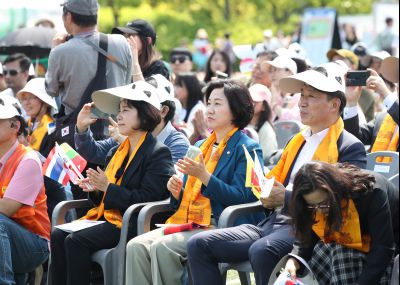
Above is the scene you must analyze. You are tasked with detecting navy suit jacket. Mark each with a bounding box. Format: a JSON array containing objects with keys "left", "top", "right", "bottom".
[
  {"left": 171, "top": 130, "right": 265, "bottom": 226},
  {"left": 263, "top": 127, "right": 367, "bottom": 225}
]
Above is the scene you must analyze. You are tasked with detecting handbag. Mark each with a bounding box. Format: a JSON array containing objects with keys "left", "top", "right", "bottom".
[
  {"left": 52, "top": 33, "right": 109, "bottom": 147},
  {"left": 268, "top": 253, "right": 319, "bottom": 285}
]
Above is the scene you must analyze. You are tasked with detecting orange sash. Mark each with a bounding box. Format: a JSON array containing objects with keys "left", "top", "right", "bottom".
[
  {"left": 268, "top": 118, "right": 343, "bottom": 183},
  {"left": 28, "top": 114, "right": 54, "bottom": 151},
  {"left": 0, "top": 144, "right": 50, "bottom": 239},
  {"left": 312, "top": 199, "right": 370, "bottom": 253},
  {"left": 166, "top": 128, "right": 239, "bottom": 226},
  {"left": 371, "top": 114, "right": 399, "bottom": 162},
  {"left": 81, "top": 132, "right": 147, "bottom": 228}
]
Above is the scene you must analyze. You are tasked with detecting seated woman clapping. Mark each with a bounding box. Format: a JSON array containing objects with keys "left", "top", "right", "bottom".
[
  {"left": 125, "top": 79, "right": 264, "bottom": 285},
  {"left": 285, "top": 161, "right": 398, "bottom": 285},
  {"left": 49, "top": 81, "right": 174, "bottom": 285}
]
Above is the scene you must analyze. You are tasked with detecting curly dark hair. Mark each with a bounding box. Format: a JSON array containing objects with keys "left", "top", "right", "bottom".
[
  {"left": 290, "top": 161, "right": 375, "bottom": 243},
  {"left": 205, "top": 79, "right": 254, "bottom": 129}
]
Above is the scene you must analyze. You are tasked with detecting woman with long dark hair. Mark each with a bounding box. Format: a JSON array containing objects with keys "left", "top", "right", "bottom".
[
  {"left": 285, "top": 161, "right": 398, "bottom": 285},
  {"left": 112, "top": 19, "right": 169, "bottom": 81},
  {"left": 174, "top": 72, "right": 206, "bottom": 134},
  {"left": 203, "top": 49, "right": 231, "bottom": 83}
]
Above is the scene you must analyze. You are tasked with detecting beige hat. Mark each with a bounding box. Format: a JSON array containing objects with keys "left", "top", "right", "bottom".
[
  {"left": 379, "top": 56, "right": 399, "bottom": 83},
  {"left": 17, "top": 78, "right": 58, "bottom": 110},
  {"left": 92, "top": 81, "right": 161, "bottom": 115}
]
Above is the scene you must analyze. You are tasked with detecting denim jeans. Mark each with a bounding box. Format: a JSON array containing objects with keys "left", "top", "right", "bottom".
[{"left": 0, "top": 214, "right": 49, "bottom": 285}]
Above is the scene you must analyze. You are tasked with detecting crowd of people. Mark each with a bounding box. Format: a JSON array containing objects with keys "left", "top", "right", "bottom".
[{"left": 0, "top": 0, "right": 399, "bottom": 285}]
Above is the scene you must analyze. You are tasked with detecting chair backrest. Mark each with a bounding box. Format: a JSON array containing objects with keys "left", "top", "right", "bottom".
[
  {"left": 389, "top": 174, "right": 399, "bottom": 189},
  {"left": 366, "top": 151, "right": 399, "bottom": 179},
  {"left": 273, "top": 120, "right": 302, "bottom": 149}
]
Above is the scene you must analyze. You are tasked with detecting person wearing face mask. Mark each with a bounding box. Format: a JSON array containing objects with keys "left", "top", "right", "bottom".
[
  {"left": 112, "top": 19, "right": 169, "bottom": 81},
  {"left": 285, "top": 161, "right": 398, "bottom": 285},
  {"left": 49, "top": 81, "right": 174, "bottom": 285}
]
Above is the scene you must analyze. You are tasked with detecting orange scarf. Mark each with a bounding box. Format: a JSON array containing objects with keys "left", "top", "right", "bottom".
[
  {"left": 28, "top": 114, "right": 54, "bottom": 151},
  {"left": 371, "top": 114, "right": 399, "bottom": 162},
  {"left": 166, "top": 128, "right": 239, "bottom": 226},
  {"left": 0, "top": 144, "right": 50, "bottom": 239},
  {"left": 312, "top": 199, "right": 370, "bottom": 253},
  {"left": 268, "top": 118, "right": 343, "bottom": 183},
  {"left": 81, "top": 132, "right": 147, "bottom": 228}
]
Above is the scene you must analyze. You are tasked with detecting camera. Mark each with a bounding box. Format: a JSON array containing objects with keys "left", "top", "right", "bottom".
[{"left": 345, "top": 71, "right": 370, "bottom": 87}]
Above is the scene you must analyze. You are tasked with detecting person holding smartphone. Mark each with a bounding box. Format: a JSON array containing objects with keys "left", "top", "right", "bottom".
[
  {"left": 343, "top": 56, "right": 399, "bottom": 153},
  {"left": 125, "top": 79, "right": 264, "bottom": 285}
]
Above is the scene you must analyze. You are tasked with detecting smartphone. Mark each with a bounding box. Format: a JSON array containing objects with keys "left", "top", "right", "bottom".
[
  {"left": 185, "top": 145, "right": 202, "bottom": 160},
  {"left": 345, "top": 71, "right": 371, "bottom": 87},
  {"left": 216, "top": 70, "right": 229, "bottom": 79},
  {"left": 90, "top": 106, "right": 109, "bottom": 120}
]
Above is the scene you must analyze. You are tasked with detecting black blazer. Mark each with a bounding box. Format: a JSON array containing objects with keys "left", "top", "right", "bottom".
[
  {"left": 292, "top": 171, "right": 398, "bottom": 285},
  {"left": 89, "top": 133, "right": 174, "bottom": 216},
  {"left": 344, "top": 99, "right": 399, "bottom": 151}
]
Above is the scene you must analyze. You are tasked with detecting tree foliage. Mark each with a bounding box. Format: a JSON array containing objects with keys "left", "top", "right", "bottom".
[{"left": 98, "top": 0, "right": 374, "bottom": 57}]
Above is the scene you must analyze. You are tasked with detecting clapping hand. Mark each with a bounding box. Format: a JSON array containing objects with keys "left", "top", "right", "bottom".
[
  {"left": 85, "top": 167, "right": 110, "bottom": 192},
  {"left": 176, "top": 155, "right": 211, "bottom": 186}
]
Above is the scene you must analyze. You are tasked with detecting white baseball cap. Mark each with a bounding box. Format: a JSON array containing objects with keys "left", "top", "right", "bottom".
[
  {"left": 288, "top": 43, "right": 307, "bottom": 61},
  {"left": 267, "top": 56, "right": 297, "bottom": 75},
  {"left": 145, "top": 74, "right": 174, "bottom": 103},
  {"left": 17, "top": 78, "right": 58, "bottom": 110},
  {"left": 0, "top": 97, "right": 21, "bottom": 119},
  {"left": 379, "top": 56, "right": 399, "bottom": 83},
  {"left": 0, "top": 62, "right": 3, "bottom": 75},
  {"left": 92, "top": 81, "right": 161, "bottom": 115},
  {"left": 279, "top": 61, "right": 346, "bottom": 94}
]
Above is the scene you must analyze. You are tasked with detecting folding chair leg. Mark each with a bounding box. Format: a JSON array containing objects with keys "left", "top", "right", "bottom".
[
  {"left": 221, "top": 271, "right": 227, "bottom": 284},
  {"left": 238, "top": 271, "right": 251, "bottom": 285}
]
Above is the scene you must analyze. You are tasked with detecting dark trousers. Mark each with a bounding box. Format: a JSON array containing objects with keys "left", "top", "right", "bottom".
[
  {"left": 50, "top": 222, "right": 122, "bottom": 285},
  {"left": 187, "top": 222, "right": 295, "bottom": 285}
]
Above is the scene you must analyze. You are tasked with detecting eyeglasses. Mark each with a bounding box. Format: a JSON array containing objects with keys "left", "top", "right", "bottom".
[
  {"left": 3, "top": 69, "right": 21, "bottom": 76},
  {"left": 170, "top": 55, "right": 189, "bottom": 64},
  {"left": 307, "top": 201, "right": 330, "bottom": 210}
]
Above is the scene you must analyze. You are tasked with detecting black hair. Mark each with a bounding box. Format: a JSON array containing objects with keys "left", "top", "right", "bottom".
[
  {"left": 174, "top": 73, "right": 204, "bottom": 122},
  {"left": 205, "top": 79, "right": 254, "bottom": 129},
  {"left": 256, "top": 51, "right": 278, "bottom": 61},
  {"left": 255, "top": 100, "right": 273, "bottom": 132},
  {"left": 290, "top": 162, "right": 375, "bottom": 243},
  {"left": 63, "top": 7, "right": 97, "bottom": 27},
  {"left": 122, "top": 99, "right": 161, "bottom": 132},
  {"left": 291, "top": 58, "right": 308, "bottom": 73},
  {"left": 137, "top": 34, "right": 157, "bottom": 72},
  {"left": 4, "top": 53, "right": 31, "bottom": 72},
  {"left": 161, "top": 100, "right": 176, "bottom": 123},
  {"left": 204, "top": 49, "right": 232, "bottom": 83}
]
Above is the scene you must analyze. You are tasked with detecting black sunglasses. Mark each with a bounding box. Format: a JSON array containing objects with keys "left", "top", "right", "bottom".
[
  {"left": 170, "top": 55, "right": 189, "bottom": 64},
  {"left": 3, "top": 69, "right": 21, "bottom": 76}
]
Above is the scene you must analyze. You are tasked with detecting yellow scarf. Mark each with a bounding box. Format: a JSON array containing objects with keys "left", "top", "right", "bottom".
[
  {"left": 371, "top": 114, "right": 399, "bottom": 162},
  {"left": 166, "top": 128, "right": 239, "bottom": 226},
  {"left": 81, "top": 132, "right": 147, "bottom": 228},
  {"left": 312, "top": 199, "right": 370, "bottom": 253},
  {"left": 28, "top": 114, "right": 54, "bottom": 151},
  {"left": 268, "top": 118, "right": 343, "bottom": 183}
]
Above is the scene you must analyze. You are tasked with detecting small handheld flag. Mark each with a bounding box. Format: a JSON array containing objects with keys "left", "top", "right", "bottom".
[
  {"left": 43, "top": 143, "right": 87, "bottom": 186},
  {"left": 243, "top": 145, "right": 274, "bottom": 199}
]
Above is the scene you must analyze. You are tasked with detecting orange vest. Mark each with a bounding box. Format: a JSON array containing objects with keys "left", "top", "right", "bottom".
[{"left": 0, "top": 144, "right": 50, "bottom": 240}]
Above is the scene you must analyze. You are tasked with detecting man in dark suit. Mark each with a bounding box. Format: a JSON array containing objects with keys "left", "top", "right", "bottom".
[
  {"left": 187, "top": 61, "right": 367, "bottom": 285},
  {"left": 344, "top": 57, "right": 399, "bottom": 152}
]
